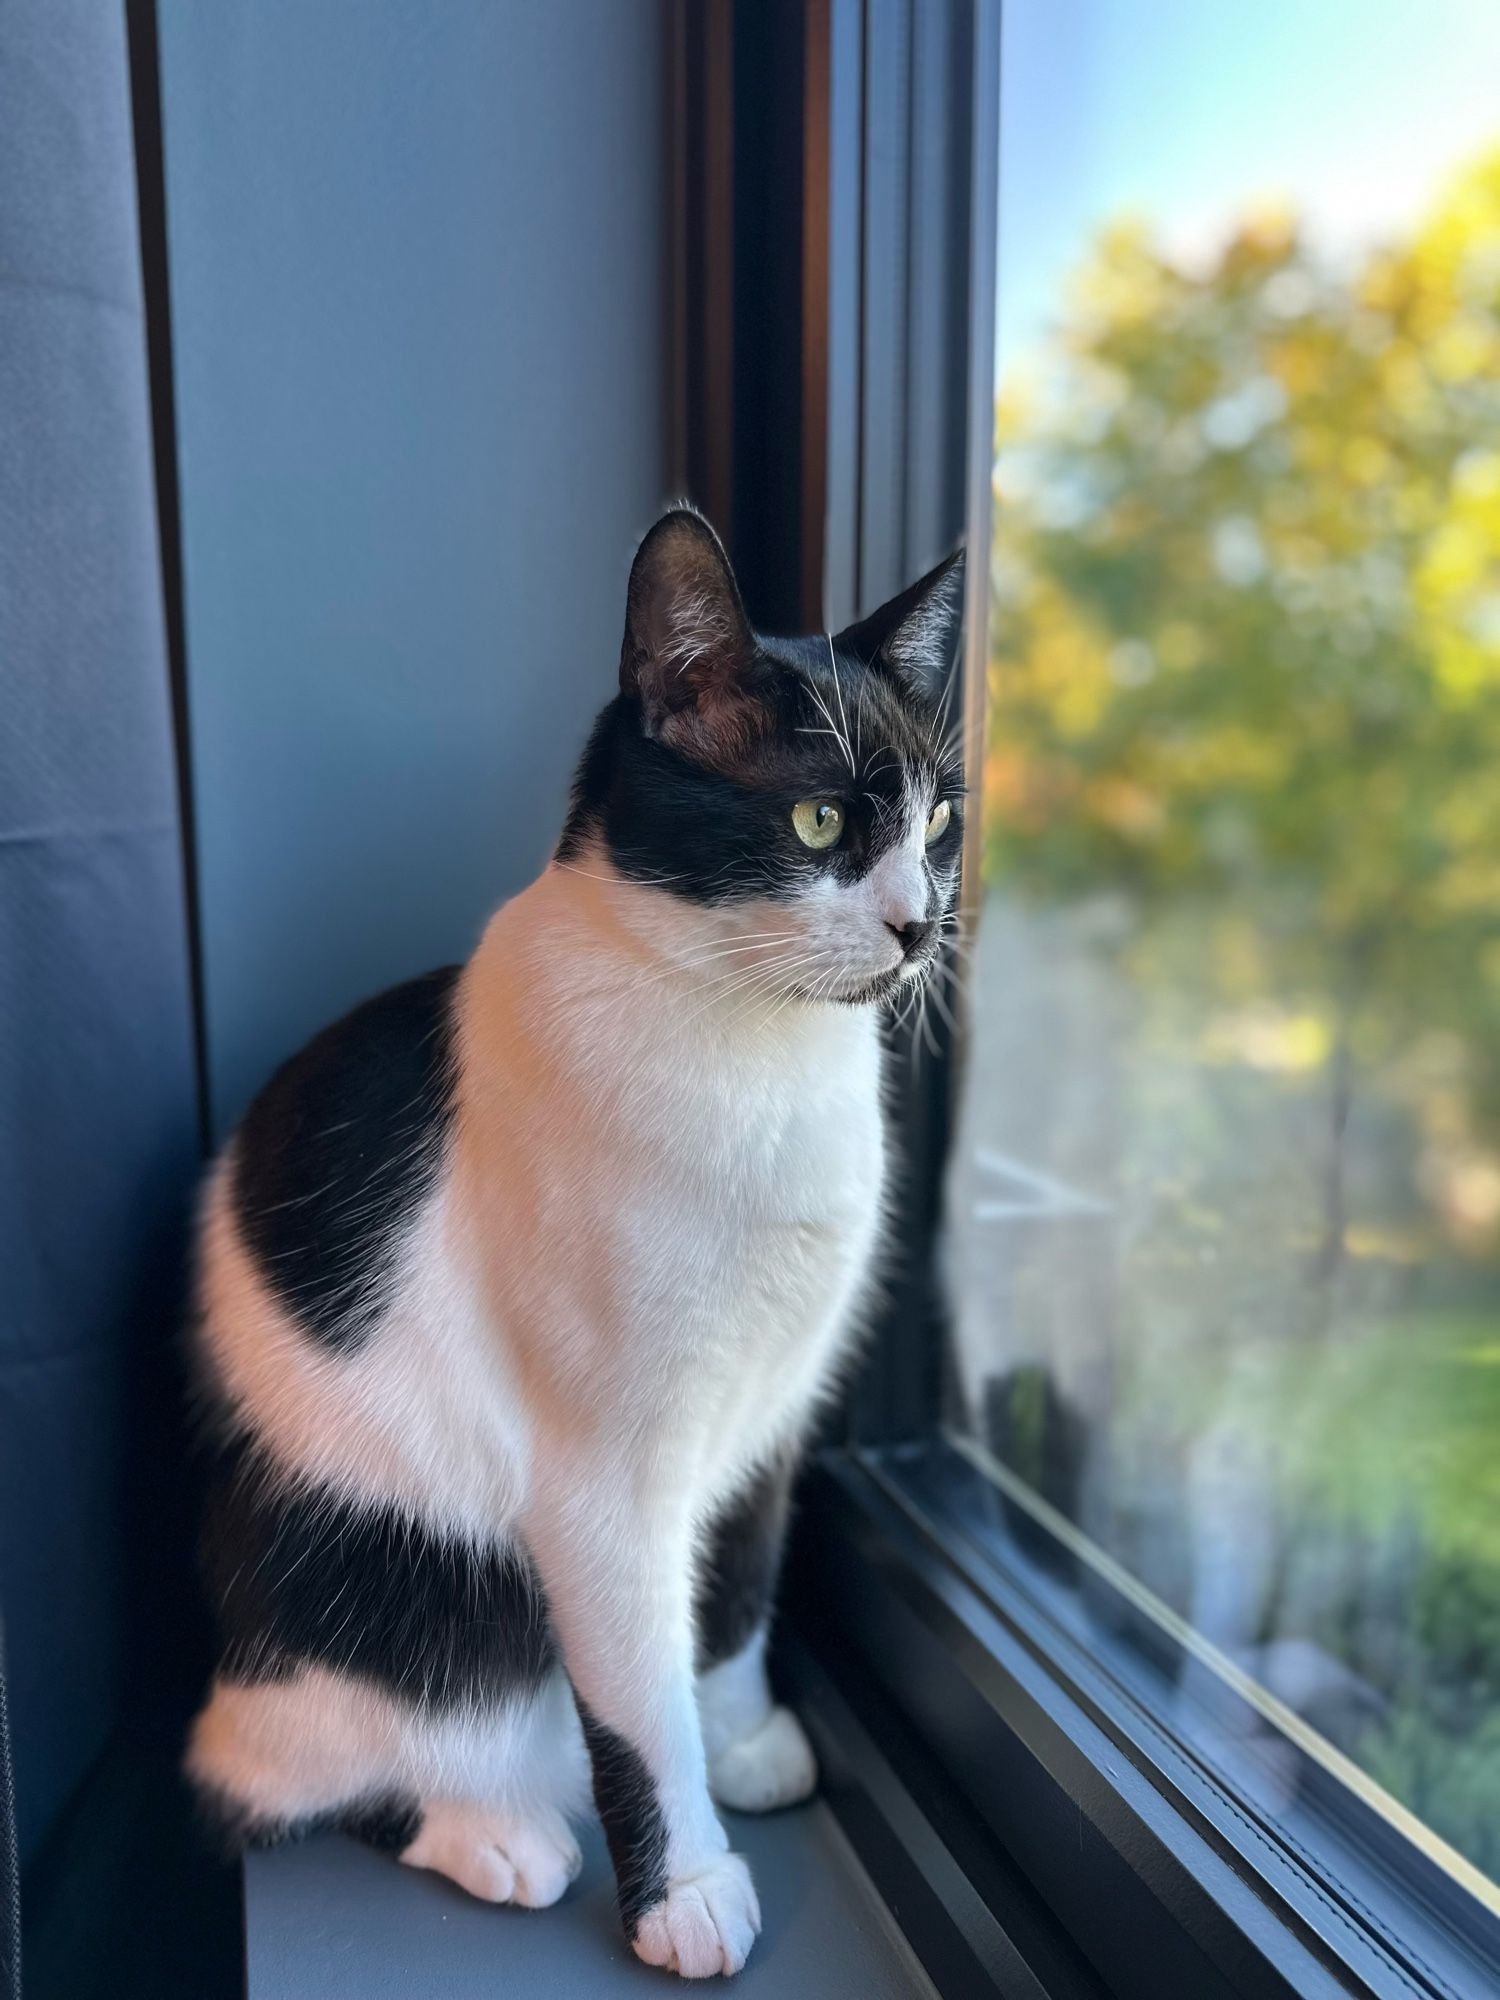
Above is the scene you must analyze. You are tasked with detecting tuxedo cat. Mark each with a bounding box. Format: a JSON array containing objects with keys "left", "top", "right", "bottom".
[{"left": 186, "top": 508, "right": 964, "bottom": 1978}]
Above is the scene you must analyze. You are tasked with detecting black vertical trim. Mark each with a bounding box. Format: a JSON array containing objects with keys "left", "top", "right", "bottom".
[
  {"left": 853, "top": 0, "right": 870, "bottom": 620},
  {"left": 799, "top": 0, "right": 832, "bottom": 632},
  {"left": 670, "top": 0, "right": 832, "bottom": 631},
  {"left": 730, "top": 0, "right": 811, "bottom": 631},
  {"left": 0, "top": 1628, "right": 19, "bottom": 2000},
  {"left": 822, "top": 0, "right": 864, "bottom": 631},
  {"left": 664, "top": 0, "right": 736, "bottom": 544},
  {"left": 124, "top": 0, "right": 211, "bottom": 1155}
]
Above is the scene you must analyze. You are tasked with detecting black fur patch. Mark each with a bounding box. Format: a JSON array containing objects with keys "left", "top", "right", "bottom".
[
  {"left": 338, "top": 1792, "right": 426, "bottom": 1854},
  {"left": 559, "top": 656, "right": 964, "bottom": 913},
  {"left": 558, "top": 522, "right": 966, "bottom": 923},
  {"left": 695, "top": 1454, "right": 797, "bottom": 1670},
  {"left": 231, "top": 965, "right": 462, "bottom": 1352},
  {"left": 201, "top": 1433, "right": 555, "bottom": 1709},
  {"left": 199, "top": 1781, "right": 422, "bottom": 1857},
  {"left": 576, "top": 1700, "right": 670, "bottom": 1937}
]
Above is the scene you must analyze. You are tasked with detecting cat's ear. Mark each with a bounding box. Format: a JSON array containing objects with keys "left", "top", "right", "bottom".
[
  {"left": 834, "top": 547, "right": 965, "bottom": 699},
  {"left": 620, "top": 507, "right": 766, "bottom": 765}
]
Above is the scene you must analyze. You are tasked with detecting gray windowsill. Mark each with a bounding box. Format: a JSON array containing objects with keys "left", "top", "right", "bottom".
[{"left": 245, "top": 1801, "right": 936, "bottom": 1998}]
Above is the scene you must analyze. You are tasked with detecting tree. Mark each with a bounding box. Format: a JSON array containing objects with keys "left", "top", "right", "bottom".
[{"left": 985, "top": 151, "right": 1500, "bottom": 1283}]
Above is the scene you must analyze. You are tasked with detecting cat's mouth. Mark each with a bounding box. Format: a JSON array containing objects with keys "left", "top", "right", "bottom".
[{"left": 820, "top": 956, "right": 935, "bottom": 1008}]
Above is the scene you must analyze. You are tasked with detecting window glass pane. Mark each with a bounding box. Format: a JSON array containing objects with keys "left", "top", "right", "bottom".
[{"left": 950, "top": 0, "right": 1500, "bottom": 1907}]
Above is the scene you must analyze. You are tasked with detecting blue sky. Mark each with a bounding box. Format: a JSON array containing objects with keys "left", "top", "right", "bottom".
[{"left": 998, "top": 0, "right": 1500, "bottom": 376}]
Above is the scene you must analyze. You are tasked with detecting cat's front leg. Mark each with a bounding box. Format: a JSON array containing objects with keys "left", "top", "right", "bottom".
[{"left": 525, "top": 1467, "right": 761, "bottom": 1979}]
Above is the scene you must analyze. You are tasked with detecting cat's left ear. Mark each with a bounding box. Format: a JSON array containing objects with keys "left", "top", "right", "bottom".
[
  {"left": 835, "top": 547, "right": 966, "bottom": 699},
  {"left": 619, "top": 507, "right": 767, "bottom": 767}
]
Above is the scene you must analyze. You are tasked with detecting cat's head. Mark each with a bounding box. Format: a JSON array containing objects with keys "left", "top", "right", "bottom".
[{"left": 560, "top": 507, "right": 965, "bottom": 1008}]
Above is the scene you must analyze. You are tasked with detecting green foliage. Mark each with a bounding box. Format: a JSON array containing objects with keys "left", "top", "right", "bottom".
[
  {"left": 1360, "top": 1707, "right": 1500, "bottom": 1883},
  {"left": 1354, "top": 1539, "right": 1500, "bottom": 1881},
  {"left": 977, "top": 153, "right": 1500, "bottom": 1880},
  {"left": 986, "top": 153, "right": 1500, "bottom": 1125}
]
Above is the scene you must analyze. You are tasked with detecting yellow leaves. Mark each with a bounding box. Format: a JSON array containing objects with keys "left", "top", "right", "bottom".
[
  {"left": 1357, "top": 250, "right": 1410, "bottom": 318},
  {"left": 1343, "top": 436, "right": 1392, "bottom": 487},
  {"left": 1089, "top": 775, "right": 1165, "bottom": 839},
  {"left": 985, "top": 138, "right": 1500, "bottom": 928},
  {"left": 1264, "top": 331, "right": 1326, "bottom": 401},
  {"left": 1430, "top": 313, "right": 1495, "bottom": 382},
  {"left": 1420, "top": 519, "right": 1490, "bottom": 598},
  {"left": 1413, "top": 447, "right": 1500, "bottom": 706},
  {"left": 1456, "top": 450, "right": 1500, "bottom": 507},
  {"left": 1431, "top": 851, "right": 1500, "bottom": 916},
  {"left": 994, "top": 374, "right": 1035, "bottom": 446},
  {"left": 1170, "top": 727, "right": 1288, "bottom": 791},
  {"left": 1069, "top": 217, "right": 1170, "bottom": 332},
  {"left": 1293, "top": 424, "right": 1340, "bottom": 472},
  {"left": 1155, "top": 621, "right": 1203, "bottom": 671},
  {"left": 1377, "top": 344, "right": 1437, "bottom": 426},
  {"left": 1200, "top": 1004, "right": 1331, "bottom": 1073},
  {"left": 1409, "top": 146, "right": 1500, "bottom": 313},
  {"left": 981, "top": 736, "right": 1087, "bottom": 840},
  {"left": 994, "top": 579, "right": 1115, "bottom": 741}
]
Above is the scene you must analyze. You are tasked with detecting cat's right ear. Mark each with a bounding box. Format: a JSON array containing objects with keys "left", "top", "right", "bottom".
[{"left": 620, "top": 508, "right": 766, "bottom": 766}]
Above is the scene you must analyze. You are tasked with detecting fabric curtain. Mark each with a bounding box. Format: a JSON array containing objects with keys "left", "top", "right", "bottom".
[{"left": 0, "top": 0, "right": 199, "bottom": 1865}]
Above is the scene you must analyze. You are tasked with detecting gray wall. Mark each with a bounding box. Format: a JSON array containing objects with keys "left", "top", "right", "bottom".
[
  {"left": 0, "top": 0, "right": 200, "bottom": 1861},
  {"left": 157, "top": 1, "right": 666, "bottom": 1134}
]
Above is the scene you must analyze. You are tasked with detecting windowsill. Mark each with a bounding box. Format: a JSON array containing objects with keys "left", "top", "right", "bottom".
[
  {"left": 786, "top": 1442, "right": 1500, "bottom": 2000},
  {"left": 244, "top": 1800, "right": 937, "bottom": 1999}
]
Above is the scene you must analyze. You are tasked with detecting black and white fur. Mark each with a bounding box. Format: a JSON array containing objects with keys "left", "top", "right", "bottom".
[{"left": 186, "top": 509, "right": 965, "bottom": 1978}]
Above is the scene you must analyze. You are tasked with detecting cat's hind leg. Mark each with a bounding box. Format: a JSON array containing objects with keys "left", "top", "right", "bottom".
[
  {"left": 695, "top": 1456, "right": 817, "bottom": 1814},
  {"left": 187, "top": 1663, "right": 590, "bottom": 1909},
  {"left": 188, "top": 1663, "right": 415, "bottom": 1847},
  {"left": 397, "top": 1669, "right": 589, "bottom": 1909}
]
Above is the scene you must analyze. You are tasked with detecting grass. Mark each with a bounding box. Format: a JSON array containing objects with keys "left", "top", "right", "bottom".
[{"left": 1226, "top": 1310, "right": 1500, "bottom": 1569}]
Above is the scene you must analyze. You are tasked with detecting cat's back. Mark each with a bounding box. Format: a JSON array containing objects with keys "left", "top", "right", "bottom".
[{"left": 224, "top": 963, "right": 466, "bottom": 1355}]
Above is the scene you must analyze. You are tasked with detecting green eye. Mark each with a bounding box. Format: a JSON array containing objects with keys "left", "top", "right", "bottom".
[
  {"left": 792, "top": 799, "right": 845, "bottom": 850},
  {"left": 925, "top": 799, "right": 952, "bottom": 845}
]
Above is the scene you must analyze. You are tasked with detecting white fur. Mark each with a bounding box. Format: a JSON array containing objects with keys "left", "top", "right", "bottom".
[
  {"left": 699, "top": 1632, "right": 817, "bottom": 1812},
  {"left": 401, "top": 1798, "right": 582, "bottom": 1909},
  {"left": 189, "top": 1663, "right": 589, "bottom": 1827},
  {"left": 191, "top": 842, "right": 903, "bottom": 1976},
  {"left": 884, "top": 562, "right": 964, "bottom": 679}
]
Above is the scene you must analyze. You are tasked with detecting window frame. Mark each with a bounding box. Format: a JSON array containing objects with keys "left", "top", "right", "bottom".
[
  {"left": 786, "top": 1443, "right": 1500, "bottom": 2000},
  {"left": 777, "top": 7, "right": 1500, "bottom": 1999}
]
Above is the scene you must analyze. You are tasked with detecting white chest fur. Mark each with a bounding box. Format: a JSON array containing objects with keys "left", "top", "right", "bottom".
[
  {"left": 454, "top": 869, "right": 889, "bottom": 1509},
  {"left": 203, "top": 866, "right": 890, "bottom": 1540}
]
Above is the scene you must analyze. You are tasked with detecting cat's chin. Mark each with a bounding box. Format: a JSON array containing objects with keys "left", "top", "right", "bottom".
[{"left": 816, "top": 962, "right": 930, "bottom": 1008}]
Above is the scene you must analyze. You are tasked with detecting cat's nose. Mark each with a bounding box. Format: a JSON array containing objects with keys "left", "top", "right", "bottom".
[{"left": 886, "top": 918, "right": 937, "bottom": 959}]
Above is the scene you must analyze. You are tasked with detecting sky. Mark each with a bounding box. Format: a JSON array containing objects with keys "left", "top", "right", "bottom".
[{"left": 997, "top": 0, "right": 1500, "bottom": 376}]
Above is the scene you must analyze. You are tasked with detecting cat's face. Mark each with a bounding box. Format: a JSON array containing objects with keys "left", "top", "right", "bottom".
[{"left": 560, "top": 509, "right": 966, "bottom": 1007}]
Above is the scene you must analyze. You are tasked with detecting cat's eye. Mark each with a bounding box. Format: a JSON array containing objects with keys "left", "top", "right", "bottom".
[
  {"left": 925, "top": 799, "right": 952, "bottom": 845},
  {"left": 792, "top": 799, "right": 845, "bottom": 850}
]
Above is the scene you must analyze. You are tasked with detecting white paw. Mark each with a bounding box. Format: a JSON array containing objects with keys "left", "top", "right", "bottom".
[
  {"left": 708, "top": 1706, "right": 817, "bottom": 1813},
  {"left": 400, "top": 1800, "right": 582, "bottom": 1909},
  {"left": 633, "top": 1851, "right": 762, "bottom": 1979}
]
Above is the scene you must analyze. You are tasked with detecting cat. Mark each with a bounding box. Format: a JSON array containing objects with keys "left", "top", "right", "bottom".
[{"left": 184, "top": 506, "right": 965, "bottom": 1979}]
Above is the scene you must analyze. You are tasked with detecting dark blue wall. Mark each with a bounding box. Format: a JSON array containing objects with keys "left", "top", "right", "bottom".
[{"left": 156, "top": 2, "right": 667, "bottom": 1133}]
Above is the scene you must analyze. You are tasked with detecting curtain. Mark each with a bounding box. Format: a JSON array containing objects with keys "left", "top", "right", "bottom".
[{"left": 0, "top": 0, "right": 199, "bottom": 1865}]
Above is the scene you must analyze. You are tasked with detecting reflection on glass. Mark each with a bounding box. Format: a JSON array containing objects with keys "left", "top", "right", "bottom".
[{"left": 949, "top": 0, "right": 1500, "bottom": 1899}]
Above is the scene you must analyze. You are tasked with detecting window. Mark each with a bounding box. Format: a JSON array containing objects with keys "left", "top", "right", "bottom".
[
  {"left": 789, "top": 7, "right": 1500, "bottom": 1998},
  {"left": 945, "top": 0, "right": 1497, "bottom": 1956}
]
